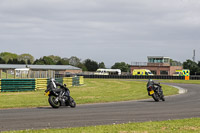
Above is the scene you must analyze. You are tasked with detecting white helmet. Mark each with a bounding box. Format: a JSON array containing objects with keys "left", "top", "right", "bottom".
[{"left": 50, "top": 78, "right": 55, "bottom": 82}]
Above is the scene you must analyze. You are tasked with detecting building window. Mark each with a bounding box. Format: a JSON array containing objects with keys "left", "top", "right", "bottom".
[
  {"left": 148, "top": 58, "right": 154, "bottom": 63},
  {"left": 164, "top": 58, "right": 169, "bottom": 63},
  {"left": 160, "top": 71, "right": 168, "bottom": 75},
  {"left": 151, "top": 71, "right": 157, "bottom": 75}
]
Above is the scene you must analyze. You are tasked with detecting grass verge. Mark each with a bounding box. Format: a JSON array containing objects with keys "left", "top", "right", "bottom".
[
  {"left": 156, "top": 79, "right": 200, "bottom": 84},
  {"left": 3, "top": 118, "right": 200, "bottom": 133},
  {"left": 0, "top": 79, "right": 178, "bottom": 108}
]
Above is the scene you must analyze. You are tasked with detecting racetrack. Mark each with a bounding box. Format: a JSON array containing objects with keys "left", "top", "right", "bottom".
[{"left": 0, "top": 83, "right": 200, "bottom": 131}]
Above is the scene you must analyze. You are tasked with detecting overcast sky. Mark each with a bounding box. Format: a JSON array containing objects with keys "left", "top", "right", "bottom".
[{"left": 0, "top": 0, "right": 200, "bottom": 67}]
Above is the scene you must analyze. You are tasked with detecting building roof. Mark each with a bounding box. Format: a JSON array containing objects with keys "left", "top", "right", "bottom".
[
  {"left": 0, "top": 64, "right": 81, "bottom": 70},
  {"left": 147, "top": 56, "right": 170, "bottom": 59}
]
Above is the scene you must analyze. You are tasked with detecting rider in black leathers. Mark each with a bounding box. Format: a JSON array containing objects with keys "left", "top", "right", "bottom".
[
  {"left": 47, "top": 78, "right": 70, "bottom": 100},
  {"left": 147, "top": 79, "right": 163, "bottom": 96}
]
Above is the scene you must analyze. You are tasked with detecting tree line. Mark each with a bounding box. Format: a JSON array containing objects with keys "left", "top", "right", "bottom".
[
  {"left": 183, "top": 60, "right": 200, "bottom": 75},
  {"left": 0, "top": 52, "right": 129, "bottom": 72},
  {"left": 0, "top": 52, "right": 199, "bottom": 74}
]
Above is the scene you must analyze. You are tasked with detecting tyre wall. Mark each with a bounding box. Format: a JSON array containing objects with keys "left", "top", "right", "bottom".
[{"left": 0, "top": 77, "right": 84, "bottom": 92}]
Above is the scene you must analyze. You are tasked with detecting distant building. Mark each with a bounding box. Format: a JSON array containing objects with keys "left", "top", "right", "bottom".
[
  {"left": 130, "top": 56, "right": 183, "bottom": 75},
  {"left": 0, "top": 64, "right": 82, "bottom": 78}
]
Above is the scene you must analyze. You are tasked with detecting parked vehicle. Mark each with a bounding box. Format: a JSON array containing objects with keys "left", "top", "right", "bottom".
[
  {"left": 94, "top": 69, "right": 121, "bottom": 75},
  {"left": 45, "top": 79, "right": 76, "bottom": 108},
  {"left": 133, "top": 69, "right": 153, "bottom": 76},
  {"left": 173, "top": 69, "right": 190, "bottom": 76},
  {"left": 147, "top": 79, "right": 165, "bottom": 102}
]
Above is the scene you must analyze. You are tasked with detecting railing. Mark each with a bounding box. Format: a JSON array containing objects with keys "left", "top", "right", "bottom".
[
  {"left": 131, "top": 62, "right": 182, "bottom": 66},
  {"left": 60, "top": 74, "right": 200, "bottom": 80}
]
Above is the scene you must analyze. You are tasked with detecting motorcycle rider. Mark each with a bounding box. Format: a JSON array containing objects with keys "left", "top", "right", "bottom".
[
  {"left": 147, "top": 79, "right": 163, "bottom": 96},
  {"left": 47, "top": 78, "right": 70, "bottom": 100}
]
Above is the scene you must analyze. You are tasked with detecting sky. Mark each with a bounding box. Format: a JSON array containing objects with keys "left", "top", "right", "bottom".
[{"left": 0, "top": 0, "right": 200, "bottom": 67}]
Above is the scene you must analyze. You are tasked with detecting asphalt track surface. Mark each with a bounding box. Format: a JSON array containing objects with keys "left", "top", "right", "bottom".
[{"left": 0, "top": 83, "right": 200, "bottom": 131}]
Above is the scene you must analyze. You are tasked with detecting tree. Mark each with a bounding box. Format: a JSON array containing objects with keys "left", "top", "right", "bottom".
[
  {"left": 84, "top": 59, "right": 99, "bottom": 71},
  {"left": 0, "top": 52, "right": 18, "bottom": 63},
  {"left": 98, "top": 62, "right": 106, "bottom": 68},
  {"left": 12, "top": 59, "right": 19, "bottom": 64},
  {"left": 18, "top": 60, "right": 26, "bottom": 64},
  {"left": 18, "top": 54, "right": 34, "bottom": 64},
  {"left": 48, "top": 55, "right": 61, "bottom": 64},
  {"left": 0, "top": 57, "right": 6, "bottom": 64},
  {"left": 198, "top": 61, "right": 200, "bottom": 68},
  {"left": 33, "top": 59, "right": 45, "bottom": 65},
  {"left": 27, "top": 59, "right": 32, "bottom": 64},
  {"left": 42, "top": 56, "right": 55, "bottom": 65},
  {"left": 33, "top": 56, "right": 55, "bottom": 65},
  {"left": 56, "top": 58, "right": 69, "bottom": 65},
  {"left": 111, "top": 62, "right": 129, "bottom": 72},
  {"left": 7, "top": 59, "right": 13, "bottom": 64},
  {"left": 69, "top": 56, "right": 81, "bottom": 67},
  {"left": 77, "top": 63, "right": 87, "bottom": 71},
  {"left": 183, "top": 60, "right": 200, "bottom": 75}
]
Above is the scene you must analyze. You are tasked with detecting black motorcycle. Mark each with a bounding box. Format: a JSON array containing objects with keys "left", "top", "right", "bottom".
[
  {"left": 45, "top": 84, "right": 76, "bottom": 108},
  {"left": 147, "top": 83, "right": 165, "bottom": 102}
]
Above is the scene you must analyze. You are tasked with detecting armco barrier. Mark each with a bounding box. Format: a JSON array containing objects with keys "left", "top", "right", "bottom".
[
  {"left": 1, "top": 79, "right": 35, "bottom": 92},
  {"left": 190, "top": 75, "right": 200, "bottom": 80},
  {"left": 75, "top": 74, "right": 191, "bottom": 80}
]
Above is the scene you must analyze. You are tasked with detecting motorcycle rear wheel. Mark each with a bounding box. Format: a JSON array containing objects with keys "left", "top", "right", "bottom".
[
  {"left": 161, "top": 95, "right": 165, "bottom": 101},
  {"left": 152, "top": 93, "right": 159, "bottom": 102},
  {"left": 48, "top": 95, "right": 60, "bottom": 108}
]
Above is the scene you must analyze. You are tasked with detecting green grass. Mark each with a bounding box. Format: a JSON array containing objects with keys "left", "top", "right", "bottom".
[
  {"left": 3, "top": 118, "right": 200, "bottom": 133},
  {"left": 0, "top": 79, "right": 178, "bottom": 108},
  {"left": 126, "top": 79, "right": 200, "bottom": 84},
  {"left": 156, "top": 79, "right": 200, "bottom": 84}
]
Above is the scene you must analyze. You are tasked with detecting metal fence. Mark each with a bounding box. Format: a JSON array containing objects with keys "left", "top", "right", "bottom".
[
  {"left": 56, "top": 74, "right": 200, "bottom": 80},
  {"left": 0, "top": 69, "right": 56, "bottom": 79}
]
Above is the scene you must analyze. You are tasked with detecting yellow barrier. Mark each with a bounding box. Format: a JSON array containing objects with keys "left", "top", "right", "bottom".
[
  {"left": 63, "top": 77, "right": 73, "bottom": 87},
  {"left": 35, "top": 78, "right": 48, "bottom": 90},
  {"left": 79, "top": 76, "right": 84, "bottom": 85},
  {"left": 35, "top": 76, "right": 84, "bottom": 90}
]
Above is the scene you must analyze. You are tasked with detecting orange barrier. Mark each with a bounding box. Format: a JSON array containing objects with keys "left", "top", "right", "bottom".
[{"left": 185, "top": 76, "right": 190, "bottom": 80}]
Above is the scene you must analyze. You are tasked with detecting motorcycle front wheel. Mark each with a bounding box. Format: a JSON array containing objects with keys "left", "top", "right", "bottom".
[
  {"left": 48, "top": 95, "right": 60, "bottom": 108},
  {"left": 69, "top": 97, "right": 76, "bottom": 108}
]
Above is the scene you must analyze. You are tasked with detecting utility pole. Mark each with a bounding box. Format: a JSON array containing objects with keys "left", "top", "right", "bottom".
[{"left": 192, "top": 49, "right": 196, "bottom": 62}]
